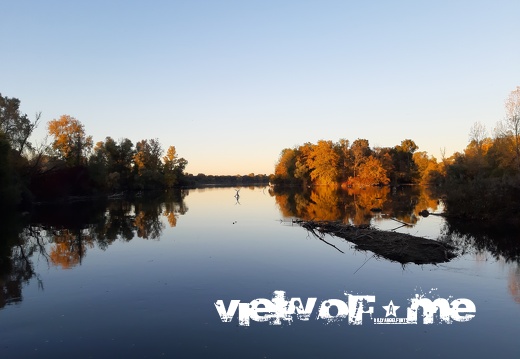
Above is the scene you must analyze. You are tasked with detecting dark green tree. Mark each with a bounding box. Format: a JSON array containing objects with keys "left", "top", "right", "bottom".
[
  {"left": 0, "top": 93, "right": 40, "bottom": 155},
  {"left": 133, "top": 139, "right": 163, "bottom": 189},
  {"left": 350, "top": 139, "right": 371, "bottom": 178},
  {"left": 390, "top": 139, "right": 419, "bottom": 184}
]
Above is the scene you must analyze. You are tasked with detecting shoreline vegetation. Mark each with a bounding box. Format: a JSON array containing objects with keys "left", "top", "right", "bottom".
[
  {"left": 272, "top": 86, "right": 520, "bottom": 226},
  {"left": 2, "top": 86, "right": 520, "bottom": 226},
  {"left": 0, "top": 92, "right": 269, "bottom": 212}
]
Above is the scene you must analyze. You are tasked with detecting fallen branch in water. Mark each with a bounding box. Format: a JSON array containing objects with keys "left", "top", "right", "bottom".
[
  {"left": 390, "top": 217, "right": 413, "bottom": 227},
  {"left": 297, "top": 220, "right": 457, "bottom": 265},
  {"left": 301, "top": 221, "right": 345, "bottom": 254}
]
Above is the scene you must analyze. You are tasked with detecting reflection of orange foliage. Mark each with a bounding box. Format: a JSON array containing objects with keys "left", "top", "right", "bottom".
[
  {"left": 347, "top": 187, "right": 389, "bottom": 211},
  {"left": 294, "top": 193, "right": 311, "bottom": 218},
  {"left": 274, "top": 188, "right": 342, "bottom": 220},
  {"left": 274, "top": 193, "right": 295, "bottom": 218},
  {"left": 163, "top": 211, "right": 177, "bottom": 227},
  {"left": 162, "top": 199, "right": 186, "bottom": 227},
  {"left": 133, "top": 210, "right": 163, "bottom": 239},
  {"left": 413, "top": 186, "right": 440, "bottom": 216},
  {"left": 134, "top": 211, "right": 148, "bottom": 238},
  {"left": 49, "top": 229, "right": 93, "bottom": 269},
  {"left": 347, "top": 187, "right": 389, "bottom": 226},
  {"left": 508, "top": 266, "right": 520, "bottom": 304},
  {"left": 50, "top": 242, "right": 81, "bottom": 269},
  {"left": 305, "top": 187, "right": 341, "bottom": 221},
  {"left": 273, "top": 185, "right": 442, "bottom": 227}
]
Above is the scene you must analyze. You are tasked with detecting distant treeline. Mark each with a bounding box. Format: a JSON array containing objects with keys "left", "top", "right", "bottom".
[
  {"left": 273, "top": 86, "right": 520, "bottom": 224},
  {"left": 185, "top": 173, "right": 270, "bottom": 186}
]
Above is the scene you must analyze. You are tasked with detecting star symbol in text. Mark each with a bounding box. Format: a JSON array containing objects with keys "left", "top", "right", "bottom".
[{"left": 382, "top": 300, "right": 400, "bottom": 317}]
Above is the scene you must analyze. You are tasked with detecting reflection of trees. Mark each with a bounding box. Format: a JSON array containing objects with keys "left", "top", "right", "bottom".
[
  {"left": 305, "top": 186, "right": 342, "bottom": 220},
  {"left": 274, "top": 186, "right": 342, "bottom": 221},
  {"left": 1, "top": 245, "right": 33, "bottom": 307},
  {"left": 50, "top": 242, "right": 81, "bottom": 269},
  {"left": 163, "top": 210, "right": 177, "bottom": 227},
  {"left": 380, "top": 186, "right": 420, "bottom": 224},
  {"left": 134, "top": 202, "right": 163, "bottom": 240},
  {"left": 0, "top": 190, "right": 188, "bottom": 308},
  {"left": 347, "top": 187, "right": 389, "bottom": 225},
  {"left": 275, "top": 185, "right": 520, "bottom": 304},
  {"left": 509, "top": 265, "right": 520, "bottom": 304},
  {"left": 443, "top": 220, "right": 520, "bottom": 305},
  {"left": 162, "top": 189, "right": 189, "bottom": 228},
  {"left": 414, "top": 186, "right": 440, "bottom": 215},
  {"left": 43, "top": 191, "right": 188, "bottom": 263},
  {"left": 94, "top": 201, "right": 135, "bottom": 244},
  {"left": 49, "top": 229, "right": 94, "bottom": 269},
  {"left": 273, "top": 185, "right": 439, "bottom": 226},
  {"left": 1, "top": 220, "right": 47, "bottom": 309},
  {"left": 273, "top": 188, "right": 311, "bottom": 219},
  {"left": 442, "top": 220, "right": 520, "bottom": 263}
]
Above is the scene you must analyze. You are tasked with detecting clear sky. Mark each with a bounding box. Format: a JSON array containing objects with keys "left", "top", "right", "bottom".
[{"left": 2, "top": 0, "right": 520, "bottom": 175}]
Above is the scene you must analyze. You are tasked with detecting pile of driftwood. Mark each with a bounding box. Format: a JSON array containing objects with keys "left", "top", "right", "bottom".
[{"left": 297, "top": 220, "right": 457, "bottom": 265}]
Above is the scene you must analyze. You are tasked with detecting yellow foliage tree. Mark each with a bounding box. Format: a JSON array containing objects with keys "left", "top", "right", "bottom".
[
  {"left": 274, "top": 148, "right": 298, "bottom": 180},
  {"left": 163, "top": 145, "right": 178, "bottom": 188},
  {"left": 413, "top": 151, "right": 442, "bottom": 184},
  {"left": 356, "top": 156, "right": 389, "bottom": 186},
  {"left": 307, "top": 140, "right": 339, "bottom": 185},
  {"left": 47, "top": 115, "right": 93, "bottom": 166}
]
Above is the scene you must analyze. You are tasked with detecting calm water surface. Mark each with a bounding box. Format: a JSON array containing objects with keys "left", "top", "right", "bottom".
[{"left": 1, "top": 186, "right": 519, "bottom": 358}]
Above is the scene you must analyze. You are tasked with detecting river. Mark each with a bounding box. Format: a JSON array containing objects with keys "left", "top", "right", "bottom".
[{"left": 1, "top": 186, "right": 519, "bottom": 358}]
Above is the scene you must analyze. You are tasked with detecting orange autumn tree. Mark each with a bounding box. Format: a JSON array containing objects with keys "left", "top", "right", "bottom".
[
  {"left": 274, "top": 148, "right": 298, "bottom": 182},
  {"left": 355, "top": 155, "right": 389, "bottom": 186},
  {"left": 47, "top": 115, "right": 93, "bottom": 166},
  {"left": 307, "top": 140, "right": 340, "bottom": 185},
  {"left": 273, "top": 138, "right": 427, "bottom": 186}
]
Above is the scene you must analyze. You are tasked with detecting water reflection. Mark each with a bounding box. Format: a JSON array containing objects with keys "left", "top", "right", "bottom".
[
  {"left": 3, "top": 186, "right": 520, "bottom": 313},
  {"left": 446, "top": 222, "right": 520, "bottom": 306},
  {"left": 272, "top": 185, "right": 441, "bottom": 225},
  {"left": 0, "top": 189, "right": 188, "bottom": 309},
  {"left": 442, "top": 219, "right": 520, "bottom": 263},
  {"left": 1, "top": 186, "right": 520, "bottom": 357},
  {"left": 0, "top": 215, "right": 43, "bottom": 307},
  {"left": 510, "top": 265, "right": 520, "bottom": 303},
  {"left": 273, "top": 185, "right": 520, "bottom": 306},
  {"left": 272, "top": 186, "right": 520, "bottom": 263}
]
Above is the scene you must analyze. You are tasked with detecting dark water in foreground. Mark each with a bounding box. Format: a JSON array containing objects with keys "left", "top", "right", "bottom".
[{"left": 1, "top": 186, "right": 519, "bottom": 358}]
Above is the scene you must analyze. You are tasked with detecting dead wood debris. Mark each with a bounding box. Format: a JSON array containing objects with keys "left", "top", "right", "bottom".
[{"left": 297, "top": 220, "right": 457, "bottom": 265}]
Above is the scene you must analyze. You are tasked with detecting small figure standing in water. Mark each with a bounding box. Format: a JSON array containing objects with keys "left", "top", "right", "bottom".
[{"left": 234, "top": 189, "right": 241, "bottom": 205}]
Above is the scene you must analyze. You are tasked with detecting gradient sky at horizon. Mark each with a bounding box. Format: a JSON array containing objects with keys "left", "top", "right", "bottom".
[{"left": 2, "top": 0, "right": 520, "bottom": 175}]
